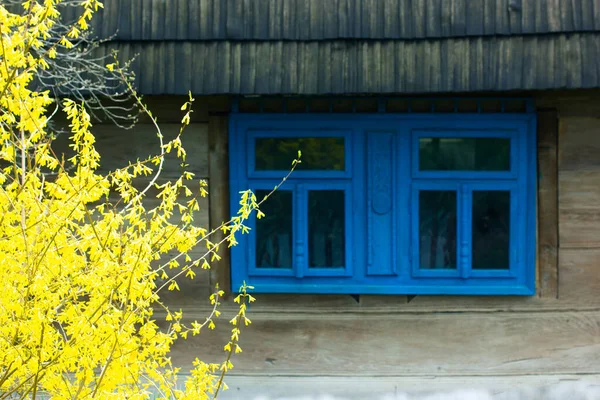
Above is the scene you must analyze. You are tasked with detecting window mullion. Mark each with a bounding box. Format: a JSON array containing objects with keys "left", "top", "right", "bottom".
[
  {"left": 294, "top": 183, "right": 307, "bottom": 278},
  {"left": 459, "top": 184, "right": 472, "bottom": 279}
]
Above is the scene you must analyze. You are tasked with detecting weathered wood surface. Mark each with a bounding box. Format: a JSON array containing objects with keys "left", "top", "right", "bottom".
[
  {"left": 166, "top": 311, "right": 600, "bottom": 375},
  {"left": 559, "top": 248, "right": 600, "bottom": 305},
  {"left": 217, "top": 376, "right": 600, "bottom": 400},
  {"left": 52, "top": 122, "right": 209, "bottom": 178},
  {"left": 157, "top": 291, "right": 599, "bottom": 318},
  {"left": 160, "top": 273, "right": 212, "bottom": 309},
  {"left": 559, "top": 116, "right": 600, "bottom": 172},
  {"left": 558, "top": 116, "right": 600, "bottom": 248},
  {"left": 63, "top": 0, "right": 600, "bottom": 41},
  {"left": 99, "top": 33, "right": 600, "bottom": 95},
  {"left": 559, "top": 177, "right": 600, "bottom": 249},
  {"left": 208, "top": 115, "right": 231, "bottom": 293},
  {"left": 139, "top": 96, "right": 217, "bottom": 123},
  {"left": 536, "top": 91, "right": 600, "bottom": 117},
  {"left": 537, "top": 110, "right": 559, "bottom": 298}
]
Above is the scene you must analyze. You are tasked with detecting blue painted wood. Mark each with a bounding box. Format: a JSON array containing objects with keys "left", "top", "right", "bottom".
[
  {"left": 229, "top": 112, "right": 537, "bottom": 295},
  {"left": 367, "top": 132, "right": 397, "bottom": 276},
  {"left": 295, "top": 184, "right": 304, "bottom": 279},
  {"left": 524, "top": 118, "right": 538, "bottom": 294},
  {"left": 460, "top": 184, "right": 470, "bottom": 279}
]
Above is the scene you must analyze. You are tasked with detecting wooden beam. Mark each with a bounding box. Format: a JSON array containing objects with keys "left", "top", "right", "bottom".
[
  {"left": 166, "top": 311, "right": 600, "bottom": 376},
  {"left": 208, "top": 114, "right": 231, "bottom": 294},
  {"left": 537, "top": 109, "right": 559, "bottom": 298}
]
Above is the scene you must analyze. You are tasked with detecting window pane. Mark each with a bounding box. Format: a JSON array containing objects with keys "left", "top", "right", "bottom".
[
  {"left": 472, "top": 191, "right": 510, "bottom": 270},
  {"left": 255, "top": 137, "right": 344, "bottom": 170},
  {"left": 419, "top": 191, "right": 457, "bottom": 269},
  {"left": 419, "top": 137, "right": 510, "bottom": 171},
  {"left": 256, "top": 190, "right": 292, "bottom": 269},
  {"left": 308, "top": 190, "right": 345, "bottom": 268}
]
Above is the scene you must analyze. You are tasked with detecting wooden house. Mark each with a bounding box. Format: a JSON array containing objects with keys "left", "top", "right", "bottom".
[{"left": 74, "top": 0, "right": 600, "bottom": 397}]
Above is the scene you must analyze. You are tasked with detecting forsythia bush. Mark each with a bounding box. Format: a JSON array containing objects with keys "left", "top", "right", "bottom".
[{"left": 0, "top": 1, "right": 298, "bottom": 399}]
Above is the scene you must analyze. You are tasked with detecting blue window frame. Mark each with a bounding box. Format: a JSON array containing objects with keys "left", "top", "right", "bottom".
[{"left": 229, "top": 114, "right": 537, "bottom": 295}]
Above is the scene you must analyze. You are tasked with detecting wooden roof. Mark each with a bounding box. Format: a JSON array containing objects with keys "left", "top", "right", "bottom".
[
  {"left": 79, "top": 0, "right": 600, "bottom": 94},
  {"left": 81, "top": 0, "right": 600, "bottom": 41},
  {"left": 102, "top": 34, "right": 599, "bottom": 95}
]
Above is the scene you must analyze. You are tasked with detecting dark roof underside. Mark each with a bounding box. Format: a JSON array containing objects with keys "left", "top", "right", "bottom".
[{"left": 105, "top": 33, "right": 600, "bottom": 95}]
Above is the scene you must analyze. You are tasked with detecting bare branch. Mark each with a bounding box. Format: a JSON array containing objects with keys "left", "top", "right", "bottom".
[{"left": 5, "top": 0, "right": 141, "bottom": 130}]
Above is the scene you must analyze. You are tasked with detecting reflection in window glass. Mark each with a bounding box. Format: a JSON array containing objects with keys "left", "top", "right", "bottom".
[
  {"left": 308, "top": 191, "right": 345, "bottom": 268},
  {"left": 419, "top": 137, "right": 510, "bottom": 171},
  {"left": 255, "top": 137, "right": 344, "bottom": 170},
  {"left": 419, "top": 191, "right": 457, "bottom": 269},
  {"left": 255, "top": 190, "right": 292, "bottom": 269},
  {"left": 472, "top": 191, "right": 510, "bottom": 270}
]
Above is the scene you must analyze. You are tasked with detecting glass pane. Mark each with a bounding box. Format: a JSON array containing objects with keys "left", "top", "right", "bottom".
[
  {"left": 419, "top": 137, "right": 510, "bottom": 171},
  {"left": 255, "top": 137, "right": 344, "bottom": 170},
  {"left": 419, "top": 191, "right": 457, "bottom": 270},
  {"left": 472, "top": 191, "right": 510, "bottom": 270},
  {"left": 255, "top": 190, "right": 292, "bottom": 269},
  {"left": 308, "top": 190, "right": 345, "bottom": 268}
]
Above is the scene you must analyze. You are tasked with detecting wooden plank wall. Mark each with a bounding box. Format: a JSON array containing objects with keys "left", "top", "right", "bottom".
[
  {"left": 167, "top": 310, "right": 600, "bottom": 375},
  {"left": 548, "top": 93, "right": 600, "bottom": 310},
  {"left": 52, "top": 92, "right": 600, "bottom": 392},
  {"left": 204, "top": 93, "right": 600, "bottom": 390}
]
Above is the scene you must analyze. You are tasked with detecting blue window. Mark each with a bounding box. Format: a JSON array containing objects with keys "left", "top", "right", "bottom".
[{"left": 229, "top": 114, "right": 537, "bottom": 295}]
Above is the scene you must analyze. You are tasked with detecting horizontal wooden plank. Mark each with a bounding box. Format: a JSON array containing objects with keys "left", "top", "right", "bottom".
[
  {"left": 560, "top": 171, "right": 600, "bottom": 212},
  {"left": 164, "top": 294, "right": 597, "bottom": 316},
  {"left": 559, "top": 209, "right": 600, "bottom": 249},
  {"left": 217, "top": 375, "right": 600, "bottom": 399},
  {"left": 535, "top": 91, "right": 600, "bottom": 117},
  {"left": 52, "top": 122, "right": 209, "bottom": 178},
  {"left": 159, "top": 274, "right": 212, "bottom": 310},
  {"left": 166, "top": 311, "right": 600, "bottom": 376},
  {"left": 102, "top": 123, "right": 208, "bottom": 177},
  {"left": 559, "top": 171, "right": 600, "bottom": 248},
  {"left": 559, "top": 248, "right": 600, "bottom": 305},
  {"left": 559, "top": 116, "right": 600, "bottom": 172}
]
